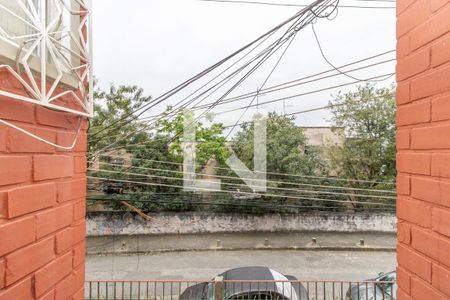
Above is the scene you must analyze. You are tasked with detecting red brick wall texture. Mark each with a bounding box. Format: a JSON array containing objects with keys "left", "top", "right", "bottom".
[
  {"left": 0, "top": 0, "right": 449, "bottom": 299},
  {"left": 396, "top": 0, "right": 450, "bottom": 299},
  {"left": 0, "top": 72, "right": 87, "bottom": 298}
]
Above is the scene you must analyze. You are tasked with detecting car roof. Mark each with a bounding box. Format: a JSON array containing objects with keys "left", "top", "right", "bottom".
[
  {"left": 377, "top": 271, "right": 396, "bottom": 281},
  {"left": 220, "top": 266, "right": 275, "bottom": 281},
  {"left": 219, "top": 267, "right": 299, "bottom": 299}
]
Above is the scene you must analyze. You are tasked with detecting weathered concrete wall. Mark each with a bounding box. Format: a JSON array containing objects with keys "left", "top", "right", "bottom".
[
  {"left": 86, "top": 212, "right": 396, "bottom": 236},
  {"left": 87, "top": 231, "right": 396, "bottom": 254}
]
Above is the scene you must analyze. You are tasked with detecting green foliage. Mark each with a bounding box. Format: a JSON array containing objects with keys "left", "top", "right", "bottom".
[
  {"left": 88, "top": 85, "right": 230, "bottom": 211},
  {"left": 89, "top": 84, "right": 153, "bottom": 152},
  {"left": 229, "top": 112, "right": 329, "bottom": 210},
  {"left": 88, "top": 83, "right": 396, "bottom": 214},
  {"left": 232, "top": 112, "right": 326, "bottom": 178},
  {"left": 328, "top": 83, "right": 396, "bottom": 199},
  {"left": 329, "top": 84, "right": 396, "bottom": 182},
  {"left": 156, "top": 109, "right": 230, "bottom": 167}
]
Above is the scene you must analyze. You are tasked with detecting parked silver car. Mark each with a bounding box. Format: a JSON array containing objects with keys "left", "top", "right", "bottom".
[
  {"left": 180, "top": 266, "right": 309, "bottom": 300},
  {"left": 346, "top": 271, "right": 396, "bottom": 300}
]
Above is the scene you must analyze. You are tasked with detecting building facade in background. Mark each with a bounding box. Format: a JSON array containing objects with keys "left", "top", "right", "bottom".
[{"left": 301, "top": 126, "right": 344, "bottom": 176}]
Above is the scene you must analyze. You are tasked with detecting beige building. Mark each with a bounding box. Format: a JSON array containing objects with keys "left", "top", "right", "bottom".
[
  {"left": 300, "top": 126, "right": 345, "bottom": 176},
  {"left": 301, "top": 126, "right": 344, "bottom": 148},
  {"left": 91, "top": 148, "right": 133, "bottom": 170}
]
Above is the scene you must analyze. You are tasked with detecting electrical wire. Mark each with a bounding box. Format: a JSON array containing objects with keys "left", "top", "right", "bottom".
[
  {"left": 96, "top": 55, "right": 394, "bottom": 146},
  {"left": 132, "top": 50, "right": 394, "bottom": 122},
  {"left": 0, "top": 117, "right": 84, "bottom": 150},
  {"left": 95, "top": 161, "right": 396, "bottom": 194},
  {"left": 88, "top": 27, "right": 279, "bottom": 143},
  {"left": 182, "top": 3, "right": 329, "bottom": 136},
  {"left": 311, "top": 23, "right": 393, "bottom": 82},
  {"left": 88, "top": 168, "right": 396, "bottom": 199},
  {"left": 95, "top": 84, "right": 395, "bottom": 154},
  {"left": 225, "top": 24, "right": 298, "bottom": 138},
  {"left": 219, "top": 104, "right": 343, "bottom": 127},
  {"left": 88, "top": 0, "right": 329, "bottom": 142},
  {"left": 92, "top": 51, "right": 395, "bottom": 150},
  {"left": 87, "top": 176, "right": 396, "bottom": 207},
  {"left": 193, "top": 58, "right": 395, "bottom": 109},
  {"left": 198, "top": 0, "right": 396, "bottom": 9},
  {"left": 86, "top": 0, "right": 396, "bottom": 190},
  {"left": 89, "top": 88, "right": 394, "bottom": 181},
  {"left": 192, "top": 70, "right": 394, "bottom": 114},
  {"left": 88, "top": 168, "right": 396, "bottom": 200},
  {"left": 89, "top": 9, "right": 314, "bottom": 155},
  {"left": 92, "top": 155, "right": 396, "bottom": 185},
  {"left": 93, "top": 69, "right": 395, "bottom": 155},
  {"left": 91, "top": 26, "right": 298, "bottom": 156},
  {"left": 89, "top": 0, "right": 337, "bottom": 156},
  {"left": 220, "top": 93, "right": 391, "bottom": 128},
  {"left": 202, "top": 72, "right": 394, "bottom": 113}
]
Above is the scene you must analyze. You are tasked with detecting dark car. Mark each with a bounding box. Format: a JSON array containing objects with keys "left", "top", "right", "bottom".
[
  {"left": 180, "top": 266, "right": 308, "bottom": 300},
  {"left": 346, "top": 271, "right": 396, "bottom": 300}
]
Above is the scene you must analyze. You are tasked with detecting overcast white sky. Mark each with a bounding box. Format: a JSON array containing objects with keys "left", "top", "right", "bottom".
[{"left": 92, "top": 0, "right": 396, "bottom": 129}]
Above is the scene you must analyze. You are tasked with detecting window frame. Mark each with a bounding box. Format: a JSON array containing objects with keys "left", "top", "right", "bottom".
[{"left": 0, "top": 0, "right": 93, "bottom": 117}]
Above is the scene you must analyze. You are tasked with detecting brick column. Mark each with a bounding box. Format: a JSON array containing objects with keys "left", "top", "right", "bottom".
[
  {"left": 396, "top": 1, "right": 450, "bottom": 299},
  {"left": 0, "top": 90, "right": 87, "bottom": 297}
]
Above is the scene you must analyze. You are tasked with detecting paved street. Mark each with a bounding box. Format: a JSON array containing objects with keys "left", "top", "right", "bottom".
[{"left": 86, "top": 249, "right": 396, "bottom": 281}]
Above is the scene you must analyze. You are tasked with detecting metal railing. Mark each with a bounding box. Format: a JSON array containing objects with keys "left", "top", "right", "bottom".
[{"left": 84, "top": 279, "right": 396, "bottom": 300}]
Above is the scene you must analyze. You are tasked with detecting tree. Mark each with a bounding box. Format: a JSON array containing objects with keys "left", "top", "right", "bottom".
[
  {"left": 328, "top": 83, "right": 396, "bottom": 208},
  {"left": 232, "top": 112, "right": 325, "bottom": 178},
  {"left": 88, "top": 85, "right": 230, "bottom": 212},
  {"left": 89, "top": 84, "right": 152, "bottom": 153},
  {"left": 87, "top": 84, "right": 164, "bottom": 210},
  {"left": 156, "top": 110, "right": 229, "bottom": 168},
  {"left": 229, "top": 112, "right": 328, "bottom": 212}
]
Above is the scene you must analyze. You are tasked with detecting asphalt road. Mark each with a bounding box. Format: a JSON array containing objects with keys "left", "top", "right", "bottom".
[{"left": 86, "top": 249, "right": 396, "bottom": 282}]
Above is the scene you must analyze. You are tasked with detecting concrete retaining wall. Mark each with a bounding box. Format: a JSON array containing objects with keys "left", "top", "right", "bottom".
[{"left": 86, "top": 212, "right": 396, "bottom": 236}]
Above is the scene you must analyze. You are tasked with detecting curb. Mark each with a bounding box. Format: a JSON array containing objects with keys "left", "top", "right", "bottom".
[{"left": 88, "top": 246, "right": 396, "bottom": 256}]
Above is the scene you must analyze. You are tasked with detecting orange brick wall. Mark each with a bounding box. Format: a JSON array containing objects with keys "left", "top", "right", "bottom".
[
  {"left": 0, "top": 76, "right": 87, "bottom": 299},
  {"left": 396, "top": 0, "right": 450, "bottom": 299}
]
